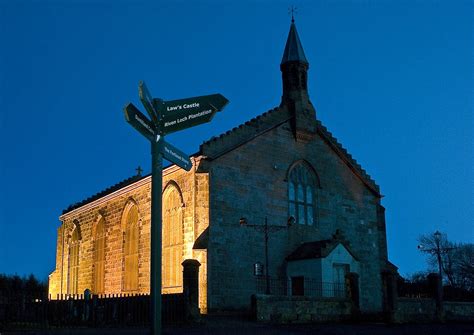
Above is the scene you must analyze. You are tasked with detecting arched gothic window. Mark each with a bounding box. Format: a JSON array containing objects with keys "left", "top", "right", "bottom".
[
  {"left": 123, "top": 204, "right": 139, "bottom": 292},
  {"left": 162, "top": 184, "right": 183, "bottom": 292},
  {"left": 68, "top": 228, "right": 80, "bottom": 294},
  {"left": 288, "top": 162, "right": 317, "bottom": 225},
  {"left": 93, "top": 217, "right": 106, "bottom": 294}
]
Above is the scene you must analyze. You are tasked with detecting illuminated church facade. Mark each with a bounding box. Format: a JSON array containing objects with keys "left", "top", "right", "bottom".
[{"left": 48, "top": 21, "right": 396, "bottom": 313}]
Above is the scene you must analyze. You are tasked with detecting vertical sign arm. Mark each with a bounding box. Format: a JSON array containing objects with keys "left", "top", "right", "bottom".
[{"left": 151, "top": 138, "right": 163, "bottom": 335}]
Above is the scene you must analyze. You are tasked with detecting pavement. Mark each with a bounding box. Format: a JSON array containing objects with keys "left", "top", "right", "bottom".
[{"left": 2, "top": 315, "right": 474, "bottom": 335}]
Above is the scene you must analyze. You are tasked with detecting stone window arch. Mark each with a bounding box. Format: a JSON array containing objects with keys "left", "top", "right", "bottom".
[
  {"left": 122, "top": 201, "right": 140, "bottom": 292},
  {"left": 162, "top": 181, "right": 184, "bottom": 292},
  {"left": 67, "top": 221, "right": 81, "bottom": 295},
  {"left": 92, "top": 216, "right": 106, "bottom": 294},
  {"left": 287, "top": 160, "right": 319, "bottom": 225}
]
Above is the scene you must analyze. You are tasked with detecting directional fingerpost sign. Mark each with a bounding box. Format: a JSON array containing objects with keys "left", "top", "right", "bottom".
[
  {"left": 159, "top": 94, "right": 229, "bottom": 135},
  {"left": 124, "top": 103, "right": 156, "bottom": 142},
  {"left": 162, "top": 141, "right": 192, "bottom": 171},
  {"left": 139, "top": 81, "right": 159, "bottom": 124},
  {"left": 123, "top": 81, "right": 228, "bottom": 335}
]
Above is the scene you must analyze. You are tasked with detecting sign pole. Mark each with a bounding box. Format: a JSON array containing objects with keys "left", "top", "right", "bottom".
[{"left": 150, "top": 137, "right": 163, "bottom": 335}]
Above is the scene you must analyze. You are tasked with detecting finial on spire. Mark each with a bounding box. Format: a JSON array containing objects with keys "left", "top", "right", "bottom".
[
  {"left": 135, "top": 166, "right": 143, "bottom": 176},
  {"left": 288, "top": 6, "right": 297, "bottom": 23},
  {"left": 281, "top": 10, "right": 308, "bottom": 65}
]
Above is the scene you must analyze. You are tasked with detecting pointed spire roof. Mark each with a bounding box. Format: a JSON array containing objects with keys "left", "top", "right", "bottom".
[{"left": 281, "top": 20, "right": 308, "bottom": 65}]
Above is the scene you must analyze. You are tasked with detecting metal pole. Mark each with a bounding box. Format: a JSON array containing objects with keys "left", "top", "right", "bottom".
[
  {"left": 264, "top": 217, "right": 270, "bottom": 295},
  {"left": 150, "top": 138, "right": 163, "bottom": 335},
  {"left": 435, "top": 237, "right": 444, "bottom": 305},
  {"left": 435, "top": 238, "right": 443, "bottom": 280}
]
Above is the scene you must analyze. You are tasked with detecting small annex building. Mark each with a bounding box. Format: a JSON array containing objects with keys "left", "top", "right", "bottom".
[{"left": 48, "top": 20, "right": 397, "bottom": 314}]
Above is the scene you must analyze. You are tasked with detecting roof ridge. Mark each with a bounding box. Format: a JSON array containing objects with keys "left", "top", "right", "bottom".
[
  {"left": 315, "top": 120, "right": 380, "bottom": 194},
  {"left": 201, "top": 108, "right": 278, "bottom": 147},
  {"left": 62, "top": 113, "right": 381, "bottom": 215},
  {"left": 200, "top": 107, "right": 289, "bottom": 158},
  {"left": 62, "top": 174, "right": 147, "bottom": 214}
]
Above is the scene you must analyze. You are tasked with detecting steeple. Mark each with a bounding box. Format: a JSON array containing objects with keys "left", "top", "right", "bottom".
[
  {"left": 281, "top": 21, "right": 308, "bottom": 65},
  {"left": 280, "top": 19, "right": 317, "bottom": 142}
]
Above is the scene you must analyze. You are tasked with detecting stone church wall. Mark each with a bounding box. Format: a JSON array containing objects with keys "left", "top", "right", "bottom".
[
  {"left": 48, "top": 117, "right": 388, "bottom": 314},
  {"left": 207, "top": 118, "right": 386, "bottom": 312},
  {"left": 48, "top": 160, "right": 210, "bottom": 311}
]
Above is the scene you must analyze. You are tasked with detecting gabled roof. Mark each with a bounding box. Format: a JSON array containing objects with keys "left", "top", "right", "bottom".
[
  {"left": 62, "top": 105, "right": 380, "bottom": 215},
  {"left": 316, "top": 120, "right": 380, "bottom": 195},
  {"left": 200, "top": 106, "right": 292, "bottom": 159},
  {"left": 200, "top": 107, "right": 380, "bottom": 196},
  {"left": 62, "top": 174, "right": 147, "bottom": 214},
  {"left": 286, "top": 239, "right": 333, "bottom": 260},
  {"left": 281, "top": 21, "right": 308, "bottom": 65},
  {"left": 62, "top": 107, "right": 290, "bottom": 215},
  {"left": 286, "top": 239, "right": 359, "bottom": 261}
]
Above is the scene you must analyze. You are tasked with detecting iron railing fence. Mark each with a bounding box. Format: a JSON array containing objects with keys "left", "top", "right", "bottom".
[
  {"left": 0, "top": 292, "right": 186, "bottom": 330},
  {"left": 255, "top": 276, "right": 347, "bottom": 299}
]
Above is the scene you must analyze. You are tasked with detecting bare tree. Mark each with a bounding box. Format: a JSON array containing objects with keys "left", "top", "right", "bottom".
[
  {"left": 418, "top": 231, "right": 474, "bottom": 290},
  {"left": 450, "top": 243, "right": 474, "bottom": 290}
]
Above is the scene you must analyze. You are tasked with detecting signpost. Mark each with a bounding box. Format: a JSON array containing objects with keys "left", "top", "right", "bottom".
[
  {"left": 123, "top": 81, "right": 228, "bottom": 335},
  {"left": 162, "top": 141, "right": 193, "bottom": 171},
  {"left": 139, "top": 81, "right": 159, "bottom": 124},
  {"left": 124, "top": 103, "right": 156, "bottom": 141},
  {"left": 157, "top": 94, "right": 228, "bottom": 135}
]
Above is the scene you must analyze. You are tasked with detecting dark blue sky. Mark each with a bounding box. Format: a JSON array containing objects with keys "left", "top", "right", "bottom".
[{"left": 0, "top": 1, "right": 472, "bottom": 281}]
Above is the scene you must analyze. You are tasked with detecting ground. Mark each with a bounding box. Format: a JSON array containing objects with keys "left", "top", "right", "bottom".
[{"left": 3, "top": 316, "right": 473, "bottom": 335}]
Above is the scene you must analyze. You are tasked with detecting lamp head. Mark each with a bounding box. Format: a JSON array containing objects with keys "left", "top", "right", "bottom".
[{"left": 239, "top": 217, "right": 248, "bottom": 226}]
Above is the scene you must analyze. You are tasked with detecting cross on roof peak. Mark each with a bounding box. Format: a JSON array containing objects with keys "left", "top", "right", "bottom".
[
  {"left": 136, "top": 166, "right": 143, "bottom": 176},
  {"left": 288, "top": 5, "right": 297, "bottom": 23}
]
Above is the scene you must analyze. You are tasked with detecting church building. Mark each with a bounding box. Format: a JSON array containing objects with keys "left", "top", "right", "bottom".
[{"left": 48, "top": 20, "right": 396, "bottom": 314}]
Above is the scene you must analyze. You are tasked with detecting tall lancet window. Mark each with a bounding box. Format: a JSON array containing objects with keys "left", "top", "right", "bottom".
[
  {"left": 123, "top": 204, "right": 139, "bottom": 292},
  {"left": 288, "top": 161, "right": 318, "bottom": 225},
  {"left": 93, "top": 217, "right": 106, "bottom": 294},
  {"left": 68, "top": 227, "right": 80, "bottom": 294},
  {"left": 162, "top": 184, "right": 183, "bottom": 292}
]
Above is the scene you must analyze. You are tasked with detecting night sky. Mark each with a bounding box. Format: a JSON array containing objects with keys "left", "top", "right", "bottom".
[{"left": 0, "top": 1, "right": 472, "bottom": 281}]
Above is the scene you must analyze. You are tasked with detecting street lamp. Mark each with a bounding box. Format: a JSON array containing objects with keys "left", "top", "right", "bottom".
[
  {"left": 417, "top": 230, "right": 455, "bottom": 319},
  {"left": 417, "top": 230, "right": 453, "bottom": 281},
  {"left": 240, "top": 216, "right": 291, "bottom": 294},
  {"left": 433, "top": 231, "right": 443, "bottom": 279}
]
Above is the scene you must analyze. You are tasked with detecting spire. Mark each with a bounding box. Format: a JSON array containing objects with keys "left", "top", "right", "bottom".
[
  {"left": 281, "top": 21, "right": 308, "bottom": 65},
  {"left": 280, "top": 19, "right": 317, "bottom": 142}
]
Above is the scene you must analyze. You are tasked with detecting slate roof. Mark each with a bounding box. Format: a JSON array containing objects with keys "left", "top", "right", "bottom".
[
  {"left": 62, "top": 174, "right": 147, "bottom": 214},
  {"left": 286, "top": 240, "right": 333, "bottom": 260},
  {"left": 286, "top": 239, "right": 359, "bottom": 261},
  {"left": 281, "top": 21, "right": 308, "bottom": 65}
]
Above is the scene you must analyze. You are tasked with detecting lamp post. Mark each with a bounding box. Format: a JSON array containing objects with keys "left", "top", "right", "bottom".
[
  {"left": 240, "top": 216, "right": 293, "bottom": 294},
  {"left": 417, "top": 230, "right": 455, "bottom": 312},
  {"left": 434, "top": 231, "right": 443, "bottom": 280},
  {"left": 417, "top": 230, "right": 455, "bottom": 282}
]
